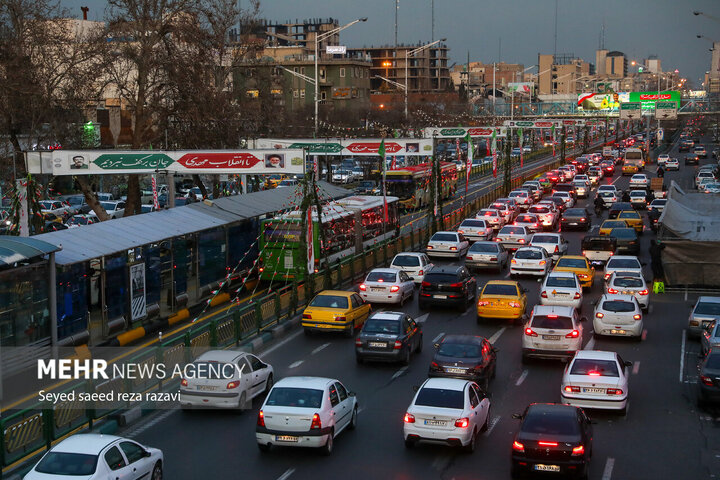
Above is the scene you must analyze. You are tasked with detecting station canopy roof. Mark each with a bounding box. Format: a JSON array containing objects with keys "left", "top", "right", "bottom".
[
  {"left": 0, "top": 236, "right": 61, "bottom": 266},
  {"left": 33, "top": 181, "right": 349, "bottom": 265}
]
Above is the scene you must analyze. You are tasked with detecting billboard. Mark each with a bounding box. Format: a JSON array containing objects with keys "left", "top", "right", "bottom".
[
  {"left": 254, "top": 138, "right": 433, "bottom": 156},
  {"left": 422, "top": 127, "right": 507, "bottom": 138},
  {"left": 578, "top": 91, "right": 680, "bottom": 112},
  {"left": 628, "top": 91, "right": 681, "bottom": 110},
  {"left": 508, "top": 82, "right": 534, "bottom": 95}
]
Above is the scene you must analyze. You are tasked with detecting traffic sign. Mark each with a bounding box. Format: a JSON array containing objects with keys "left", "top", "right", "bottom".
[
  {"left": 655, "top": 102, "right": 677, "bottom": 120},
  {"left": 620, "top": 102, "right": 642, "bottom": 120}
]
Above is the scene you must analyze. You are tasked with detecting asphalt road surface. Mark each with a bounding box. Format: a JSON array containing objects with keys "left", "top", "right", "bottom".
[{"left": 124, "top": 130, "right": 720, "bottom": 480}]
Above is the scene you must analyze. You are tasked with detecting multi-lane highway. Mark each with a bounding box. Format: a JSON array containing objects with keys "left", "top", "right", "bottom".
[{"left": 123, "top": 131, "right": 720, "bottom": 480}]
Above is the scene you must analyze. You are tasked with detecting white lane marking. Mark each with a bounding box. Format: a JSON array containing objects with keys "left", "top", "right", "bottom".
[
  {"left": 259, "top": 329, "right": 303, "bottom": 356},
  {"left": 289, "top": 360, "right": 304, "bottom": 369},
  {"left": 311, "top": 343, "right": 330, "bottom": 355},
  {"left": 515, "top": 369, "right": 529, "bottom": 386},
  {"left": 602, "top": 457, "right": 615, "bottom": 480},
  {"left": 124, "top": 409, "right": 176, "bottom": 438},
  {"left": 641, "top": 329, "right": 648, "bottom": 341},
  {"left": 483, "top": 415, "right": 501, "bottom": 437},
  {"left": 632, "top": 361, "right": 640, "bottom": 375},
  {"left": 277, "top": 468, "right": 295, "bottom": 480},
  {"left": 433, "top": 332, "right": 445, "bottom": 343},
  {"left": 488, "top": 327, "right": 506, "bottom": 345},
  {"left": 432, "top": 454, "right": 451, "bottom": 471},
  {"left": 679, "top": 329, "right": 687, "bottom": 383},
  {"left": 584, "top": 336, "right": 596, "bottom": 351},
  {"left": 504, "top": 271, "right": 511, "bottom": 278},
  {"left": 415, "top": 313, "right": 430, "bottom": 324},
  {"left": 392, "top": 366, "right": 408, "bottom": 380}
]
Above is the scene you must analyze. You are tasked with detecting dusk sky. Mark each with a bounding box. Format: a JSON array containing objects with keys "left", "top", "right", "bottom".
[{"left": 64, "top": 0, "right": 719, "bottom": 87}]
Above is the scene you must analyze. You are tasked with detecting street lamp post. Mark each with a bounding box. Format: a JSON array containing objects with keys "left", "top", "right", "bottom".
[
  {"left": 405, "top": 38, "right": 445, "bottom": 119},
  {"left": 314, "top": 18, "right": 367, "bottom": 137}
]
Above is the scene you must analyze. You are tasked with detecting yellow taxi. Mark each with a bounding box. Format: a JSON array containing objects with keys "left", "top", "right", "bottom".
[
  {"left": 621, "top": 163, "right": 639, "bottom": 175},
  {"left": 598, "top": 219, "right": 629, "bottom": 236},
  {"left": 552, "top": 255, "right": 595, "bottom": 289},
  {"left": 265, "top": 174, "right": 288, "bottom": 189},
  {"left": 302, "top": 290, "right": 371, "bottom": 337},
  {"left": 477, "top": 280, "right": 527, "bottom": 324},
  {"left": 617, "top": 210, "right": 643, "bottom": 234}
]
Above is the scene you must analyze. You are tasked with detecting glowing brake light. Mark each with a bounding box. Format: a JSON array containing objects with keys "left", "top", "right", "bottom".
[
  {"left": 701, "top": 375, "right": 714, "bottom": 386},
  {"left": 564, "top": 386, "right": 580, "bottom": 393},
  {"left": 511, "top": 259, "right": 517, "bottom": 264},
  {"left": 512, "top": 441, "right": 525, "bottom": 452},
  {"left": 478, "top": 300, "right": 490, "bottom": 306},
  {"left": 404, "top": 412, "right": 416, "bottom": 423},
  {"left": 455, "top": 417, "right": 470, "bottom": 428},
  {"left": 421, "top": 281, "right": 431, "bottom": 288},
  {"left": 607, "top": 287, "right": 619, "bottom": 294},
  {"left": 572, "top": 445, "right": 585, "bottom": 456},
  {"left": 565, "top": 329, "right": 580, "bottom": 338},
  {"left": 310, "top": 413, "right": 322, "bottom": 429},
  {"left": 633, "top": 314, "right": 642, "bottom": 320},
  {"left": 450, "top": 246, "right": 457, "bottom": 251},
  {"left": 181, "top": 378, "right": 188, "bottom": 387},
  {"left": 359, "top": 284, "right": 367, "bottom": 291},
  {"left": 538, "top": 441, "right": 558, "bottom": 447},
  {"left": 257, "top": 410, "right": 265, "bottom": 427},
  {"left": 226, "top": 380, "right": 240, "bottom": 389},
  {"left": 639, "top": 289, "right": 649, "bottom": 295},
  {"left": 606, "top": 388, "right": 624, "bottom": 395},
  {"left": 588, "top": 371, "right": 601, "bottom": 376},
  {"left": 524, "top": 327, "right": 538, "bottom": 337},
  {"left": 539, "top": 260, "right": 546, "bottom": 265},
  {"left": 457, "top": 230, "right": 464, "bottom": 234},
  {"left": 390, "top": 285, "right": 400, "bottom": 292}
]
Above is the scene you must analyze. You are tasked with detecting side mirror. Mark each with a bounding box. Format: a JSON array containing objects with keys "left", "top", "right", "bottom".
[
  {"left": 348, "top": 391, "right": 356, "bottom": 397},
  {"left": 641, "top": 262, "right": 647, "bottom": 266},
  {"left": 511, "top": 413, "right": 523, "bottom": 420},
  {"left": 412, "top": 385, "right": 420, "bottom": 392},
  {"left": 433, "top": 343, "right": 440, "bottom": 350},
  {"left": 144, "top": 449, "right": 152, "bottom": 458},
  {"left": 624, "top": 360, "right": 633, "bottom": 368}
]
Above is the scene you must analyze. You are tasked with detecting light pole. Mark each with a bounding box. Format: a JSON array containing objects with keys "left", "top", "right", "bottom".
[
  {"left": 314, "top": 17, "right": 367, "bottom": 136},
  {"left": 405, "top": 38, "right": 446, "bottom": 119}
]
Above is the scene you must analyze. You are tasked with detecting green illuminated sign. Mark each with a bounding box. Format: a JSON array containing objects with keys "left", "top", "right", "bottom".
[
  {"left": 93, "top": 153, "right": 174, "bottom": 170},
  {"left": 288, "top": 143, "right": 343, "bottom": 153}
]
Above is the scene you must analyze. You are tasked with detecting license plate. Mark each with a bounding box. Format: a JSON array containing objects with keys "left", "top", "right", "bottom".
[
  {"left": 368, "top": 342, "right": 387, "bottom": 348},
  {"left": 424, "top": 419, "right": 447, "bottom": 426},
  {"left": 542, "top": 335, "right": 561, "bottom": 340},
  {"left": 196, "top": 385, "right": 217, "bottom": 391},
  {"left": 371, "top": 288, "right": 384, "bottom": 292},
  {"left": 534, "top": 464, "right": 561, "bottom": 472},
  {"left": 445, "top": 368, "right": 466, "bottom": 374},
  {"left": 275, "top": 435, "right": 298, "bottom": 442},
  {"left": 622, "top": 291, "right": 634, "bottom": 295},
  {"left": 582, "top": 387, "right": 605, "bottom": 393},
  {"left": 434, "top": 295, "right": 447, "bottom": 299},
  {"left": 611, "top": 329, "right": 626, "bottom": 334}
]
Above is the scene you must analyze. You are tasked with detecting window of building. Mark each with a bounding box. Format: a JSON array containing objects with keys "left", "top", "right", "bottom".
[
  {"left": 321, "top": 91, "right": 327, "bottom": 100},
  {"left": 293, "top": 67, "right": 299, "bottom": 74},
  {"left": 300, "top": 89, "right": 305, "bottom": 98},
  {"left": 340, "top": 67, "right": 345, "bottom": 78},
  {"left": 293, "top": 90, "right": 298, "bottom": 98},
  {"left": 319, "top": 68, "right": 326, "bottom": 81},
  {"left": 300, "top": 67, "right": 305, "bottom": 75}
]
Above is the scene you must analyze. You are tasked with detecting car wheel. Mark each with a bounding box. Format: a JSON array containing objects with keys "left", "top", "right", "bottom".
[
  {"left": 463, "top": 428, "right": 477, "bottom": 453},
  {"left": 321, "top": 432, "right": 334, "bottom": 455},
  {"left": 264, "top": 374, "right": 274, "bottom": 394},
  {"left": 481, "top": 409, "right": 490, "bottom": 432},
  {"left": 401, "top": 347, "right": 411, "bottom": 366},
  {"left": 619, "top": 402, "right": 628, "bottom": 417},
  {"left": 348, "top": 406, "right": 358, "bottom": 430},
  {"left": 237, "top": 391, "right": 247, "bottom": 412},
  {"left": 345, "top": 323, "right": 355, "bottom": 338},
  {"left": 152, "top": 462, "right": 162, "bottom": 480},
  {"left": 257, "top": 442, "right": 271, "bottom": 452}
]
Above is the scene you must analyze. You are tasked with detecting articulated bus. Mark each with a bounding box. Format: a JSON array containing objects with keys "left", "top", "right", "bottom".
[
  {"left": 384, "top": 162, "right": 458, "bottom": 210},
  {"left": 259, "top": 195, "right": 399, "bottom": 282}
]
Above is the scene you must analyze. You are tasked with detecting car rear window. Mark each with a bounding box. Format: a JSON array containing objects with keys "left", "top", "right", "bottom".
[
  {"left": 556, "top": 258, "right": 587, "bottom": 269},
  {"left": 546, "top": 276, "right": 577, "bottom": 288},
  {"left": 695, "top": 302, "right": 720, "bottom": 316},
  {"left": 582, "top": 238, "right": 615, "bottom": 250},
  {"left": 531, "top": 315, "right": 573, "bottom": 329},
  {"left": 607, "top": 259, "right": 640, "bottom": 269},
  {"left": 532, "top": 235, "right": 558, "bottom": 244},
  {"left": 500, "top": 226, "right": 524, "bottom": 235},
  {"left": 366, "top": 271, "right": 397, "bottom": 282},
  {"left": 415, "top": 388, "right": 464, "bottom": 409},
  {"left": 469, "top": 243, "right": 498, "bottom": 253},
  {"left": 460, "top": 220, "right": 487, "bottom": 228},
  {"left": 610, "top": 229, "right": 636, "bottom": 239},
  {"left": 481, "top": 210, "right": 499, "bottom": 216},
  {"left": 265, "top": 387, "right": 324, "bottom": 408},
  {"left": 392, "top": 255, "right": 420, "bottom": 267},
  {"left": 482, "top": 283, "right": 518, "bottom": 296},
  {"left": 602, "top": 300, "right": 635, "bottom": 312},
  {"left": 619, "top": 212, "right": 639, "bottom": 219},
  {"left": 563, "top": 209, "right": 586, "bottom": 216},
  {"left": 438, "top": 342, "right": 482, "bottom": 358},
  {"left": 431, "top": 233, "right": 457, "bottom": 242},
  {"left": 529, "top": 207, "right": 550, "bottom": 214},
  {"left": 310, "top": 295, "right": 348, "bottom": 309},
  {"left": 570, "top": 359, "right": 619, "bottom": 377},
  {"left": 521, "top": 411, "right": 580, "bottom": 436},
  {"left": 424, "top": 273, "right": 459, "bottom": 283},
  {"left": 613, "top": 277, "right": 643, "bottom": 288},
  {"left": 515, "top": 249, "right": 543, "bottom": 260},
  {"left": 363, "top": 319, "right": 400, "bottom": 334},
  {"left": 35, "top": 452, "right": 98, "bottom": 475}
]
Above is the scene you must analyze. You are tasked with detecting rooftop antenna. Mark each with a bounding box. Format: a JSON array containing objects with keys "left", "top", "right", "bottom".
[{"left": 600, "top": 20, "right": 606, "bottom": 49}]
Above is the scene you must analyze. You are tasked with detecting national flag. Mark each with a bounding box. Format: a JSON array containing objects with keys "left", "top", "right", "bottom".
[
  {"left": 456, "top": 138, "right": 461, "bottom": 161},
  {"left": 433, "top": 157, "right": 438, "bottom": 217},
  {"left": 380, "top": 139, "right": 388, "bottom": 222},
  {"left": 551, "top": 124, "right": 556, "bottom": 156},
  {"left": 491, "top": 129, "right": 497, "bottom": 178},
  {"left": 307, "top": 208, "right": 314, "bottom": 274},
  {"left": 151, "top": 175, "right": 159, "bottom": 209},
  {"left": 464, "top": 132, "right": 472, "bottom": 195},
  {"left": 518, "top": 128, "right": 524, "bottom": 168}
]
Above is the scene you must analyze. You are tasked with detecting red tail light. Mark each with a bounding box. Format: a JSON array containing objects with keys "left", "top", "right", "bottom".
[
  {"left": 524, "top": 327, "right": 538, "bottom": 337},
  {"left": 511, "top": 259, "right": 517, "bottom": 264},
  {"left": 181, "top": 378, "right": 188, "bottom": 387},
  {"left": 607, "top": 287, "right": 619, "bottom": 294},
  {"left": 488, "top": 257, "right": 497, "bottom": 261},
  {"left": 393, "top": 340, "right": 403, "bottom": 350},
  {"left": 572, "top": 445, "right": 585, "bottom": 456},
  {"left": 310, "top": 413, "right": 322, "bottom": 429},
  {"left": 573, "top": 292, "right": 581, "bottom": 299},
  {"left": 538, "top": 441, "right": 558, "bottom": 447},
  {"left": 633, "top": 314, "right": 642, "bottom": 320},
  {"left": 508, "top": 302, "right": 522, "bottom": 308},
  {"left": 541, "top": 291, "right": 548, "bottom": 298},
  {"left": 519, "top": 239, "right": 525, "bottom": 243},
  {"left": 226, "top": 380, "right": 240, "bottom": 389},
  {"left": 554, "top": 245, "right": 559, "bottom": 253},
  {"left": 450, "top": 246, "right": 458, "bottom": 251},
  {"left": 427, "top": 245, "right": 434, "bottom": 249},
  {"left": 701, "top": 375, "right": 714, "bottom": 386},
  {"left": 457, "top": 230, "right": 464, "bottom": 234},
  {"left": 390, "top": 285, "right": 400, "bottom": 292},
  {"left": 478, "top": 300, "right": 490, "bottom": 306},
  {"left": 334, "top": 316, "right": 346, "bottom": 322},
  {"left": 512, "top": 441, "right": 525, "bottom": 452},
  {"left": 604, "top": 273, "right": 611, "bottom": 280},
  {"left": 421, "top": 281, "right": 431, "bottom": 288},
  {"left": 606, "top": 388, "right": 624, "bottom": 395},
  {"left": 303, "top": 313, "right": 312, "bottom": 319},
  {"left": 564, "top": 386, "right": 580, "bottom": 393},
  {"left": 359, "top": 284, "right": 367, "bottom": 291},
  {"left": 449, "top": 282, "right": 463, "bottom": 288},
  {"left": 355, "top": 339, "right": 363, "bottom": 346},
  {"left": 418, "top": 270, "right": 424, "bottom": 276},
  {"left": 455, "top": 417, "right": 470, "bottom": 428},
  {"left": 539, "top": 260, "right": 546, "bottom": 265},
  {"left": 430, "top": 361, "right": 439, "bottom": 369},
  {"left": 257, "top": 410, "right": 265, "bottom": 427},
  {"left": 258, "top": 267, "right": 264, "bottom": 273},
  {"left": 639, "top": 289, "right": 649, "bottom": 295},
  {"left": 566, "top": 329, "right": 580, "bottom": 338},
  {"left": 404, "top": 412, "right": 416, "bottom": 423}
]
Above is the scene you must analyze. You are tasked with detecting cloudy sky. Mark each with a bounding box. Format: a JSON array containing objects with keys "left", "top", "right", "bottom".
[{"left": 65, "top": 0, "right": 719, "bottom": 87}]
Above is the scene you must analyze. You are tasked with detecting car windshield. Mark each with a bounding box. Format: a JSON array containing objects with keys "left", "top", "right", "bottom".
[
  {"left": 521, "top": 411, "right": 580, "bottom": 436},
  {"left": 265, "top": 387, "right": 323, "bottom": 408},
  {"left": 608, "top": 259, "right": 640, "bottom": 269},
  {"left": 603, "top": 221, "right": 626, "bottom": 228},
  {"left": 309, "top": 295, "right": 348, "bottom": 309},
  {"left": 546, "top": 276, "right": 577, "bottom": 288},
  {"left": 100, "top": 201, "right": 116, "bottom": 210},
  {"left": 431, "top": 233, "right": 457, "bottom": 242},
  {"left": 515, "top": 249, "right": 543, "bottom": 260},
  {"left": 602, "top": 300, "right": 635, "bottom": 312},
  {"left": 613, "top": 277, "right": 643, "bottom": 288},
  {"left": 500, "top": 227, "right": 524, "bottom": 235},
  {"left": 695, "top": 302, "right": 720, "bottom": 316},
  {"left": 532, "top": 235, "right": 558, "bottom": 244},
  {"left": 460, "top": 220, "right": 486, "bottom": 228},
  {"left": 469, "top": 243, "right": 499, "bottom": 253},
  {"left": 366, "top": 271, "right": 397, "bottom": 282},
  {"left": 531, "top": 315, "right": 573, "bottom": 329},
  {"left": 415, "top": 388, "right": 464, "bottom": 409},
  {"left": 35, "top": 452, "right": 98, "bottom": 475},
  {"left": 437, "top": 342, "right": 481, "bottom": 358},
  {"left": 482, "top": 284, "right": 518, "bottom": 296},
  {"left": 570, "top": 359, "right": 619, "bottom": 377},
  {"left": 363, "top": 319, "right": 400, "bottom": 334},
  {"left": 67, "top": 196, "right": 83, "bottom": 205},
  {"left": 556, "top": 258, "right": 587, "bottom": 269},
  {"left": 392, "top": 255, "right": 420, "bottom": 267},
  {"left": 599, "top": 192, "right": 615, "bottom": 198}
]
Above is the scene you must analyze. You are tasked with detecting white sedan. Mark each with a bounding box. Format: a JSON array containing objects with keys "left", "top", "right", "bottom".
[
  {"left": 592, "top": 294, "right": 643, "bottom": 339},
  {"left": 665, "top": 158, "right": 680, "bottom": 171},
  {"left": 257, "top": 376, "right": 358, "bottom": 454},
  {"left": 24, "top": 434, "right": 163, "bottom": 480},
  {"left": 457, "top": 218, "right": 494, "bottom": 241},
  {"left": 426, "top": 231, "right": 470, "bottom": 258},
  {"left": 403, "top": 377, "right": 490, "bottom": 452},
  {"left": 510, "top": 246, "right": 551, "bottom": 277},
  {"left": 389, "top": 252, "right": 434, "bottom": 284},
  {"left": 495, "top": 225, "right": 532, "bottom": 251},
  {"left": 560, "top": 350, "right": 631, "bottom": 414},
  {"left": 529, "top": 233, "right": 568, "bottom": 261},
  {"left": 606, "top": 271, "right": 650, "bottom": 312},
  {"left": 540, "top": 271, "right": 583, "bottom": 310},
  {"left": 604, "top": 256, "right": 643, "bottom": 281},
  {"left": 359, "top": 268, "right": 415, "bottom": 305},
  {"left": 179, "top": 350, "right": 274, "bottom": 410},
  {"left": 477, "top": 208, "right": 506, "bottom": 230},
  {"left": 629, "top": 174, "right": 650, "bottom": 189}
]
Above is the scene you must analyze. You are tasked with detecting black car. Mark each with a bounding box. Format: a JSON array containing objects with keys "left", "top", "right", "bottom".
[
  {"left": 608, "top": 227, "right": 640, "bottom": 255},
  {"left": 419, "top": 266, "right": 477, "bottom": 311},
  {"left": 685, "top": 154, "right": 699, "bottom": 165},
  {"left": 698, "top": 349, "right": 720, "bottom": 406},
  {"left": 608, "top": 202, "right": 634, "bottom": 219},
  {"left": 560, "top": 208, "right": 591, "bottom": 231},
  {"left": 428, "top": 334, "right": 497, "bottom": 391},
  {"left": 355, "top": 311, "right": 422, "bottom": 365},
  {"left": 511, "top": 403, "right": 593, "bottom": 479},
  {"left": 354, "top": 180, "right": 378, "bottom": 195},
  {"left": 553, "top": 183, "right": 577, "bottom": 199},
  {"left": 679, "top": 140, "right": 693, "bottom": 152}
]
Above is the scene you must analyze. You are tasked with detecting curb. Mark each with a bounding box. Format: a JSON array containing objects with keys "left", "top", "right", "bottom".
[{"left": 238, "top": 315, "right": 302, "bottom": 353}]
